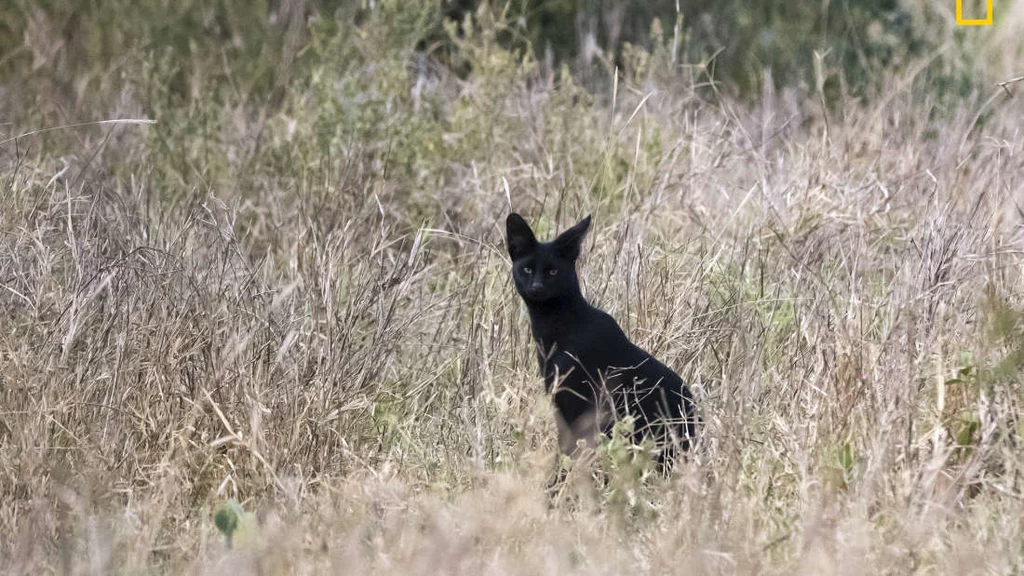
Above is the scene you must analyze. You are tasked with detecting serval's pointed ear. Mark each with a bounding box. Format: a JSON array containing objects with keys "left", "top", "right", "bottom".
[
  {"left": 553, "top": 215, "right": 592, "bottom": 261},
  {"left": 506, "top": 213, "right": 538, "bottom": 260}
]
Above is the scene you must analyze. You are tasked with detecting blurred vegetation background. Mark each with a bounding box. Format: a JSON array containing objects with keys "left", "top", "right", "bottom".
[
  {"left": 3, "top": 0, "right": 1016, "bottom": 225},
  {"left": 1, "top": 0, "right": 1012, "bottom": 114}
]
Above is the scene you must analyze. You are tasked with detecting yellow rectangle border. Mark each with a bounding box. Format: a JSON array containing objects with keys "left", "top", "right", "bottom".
[{"left": 956, "top": 0, "right": 993, "bottom": 25}]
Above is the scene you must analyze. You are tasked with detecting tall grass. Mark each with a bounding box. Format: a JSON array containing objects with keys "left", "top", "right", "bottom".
[{"left": 2, "top": 1, "right": 1024, "bottom": 573}]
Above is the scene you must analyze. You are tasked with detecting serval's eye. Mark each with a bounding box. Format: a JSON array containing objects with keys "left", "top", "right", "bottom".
[
  {"left": 523, "top": 266, "right": 533, "bottom": 274},
  {"left": 547, "top": 268, "right": 559, "bottom": 276}
]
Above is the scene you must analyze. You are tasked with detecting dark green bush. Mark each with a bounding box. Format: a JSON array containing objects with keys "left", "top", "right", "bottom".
[{"left": 438, "top": 0, "right": 922, "bottom": 97}]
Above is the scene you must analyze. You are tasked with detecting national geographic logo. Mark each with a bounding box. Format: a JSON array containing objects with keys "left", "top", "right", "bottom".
[{"left": 956, "top": 0, "right": 993, "bottom": 26}]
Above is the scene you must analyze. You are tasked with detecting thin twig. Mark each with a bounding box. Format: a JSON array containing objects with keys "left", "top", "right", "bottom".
[
  {"left": 997, "top": 75, "right": 1024, "bottom": 98},
  {"left": 0, "top": 118, "right": 156, "bottom": 146}
]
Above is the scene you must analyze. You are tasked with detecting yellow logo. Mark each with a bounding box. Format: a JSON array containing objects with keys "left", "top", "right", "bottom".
[{"left": 956, "top": 0, "right": 993, "bottom": 25}]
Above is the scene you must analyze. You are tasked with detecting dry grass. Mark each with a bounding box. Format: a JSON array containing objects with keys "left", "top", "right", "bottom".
[{"left": 2, "top": 2, "right": 1024, "bottom": 573}]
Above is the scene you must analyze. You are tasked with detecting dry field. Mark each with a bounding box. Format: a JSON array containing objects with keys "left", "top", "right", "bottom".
[{"left": 2, "top": 3, "right": 1024, "bottom": 573}]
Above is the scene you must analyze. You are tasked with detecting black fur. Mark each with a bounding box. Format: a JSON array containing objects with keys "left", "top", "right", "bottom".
[{"left": 506, "top": 213, "right": 698, "bottom": 470}]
